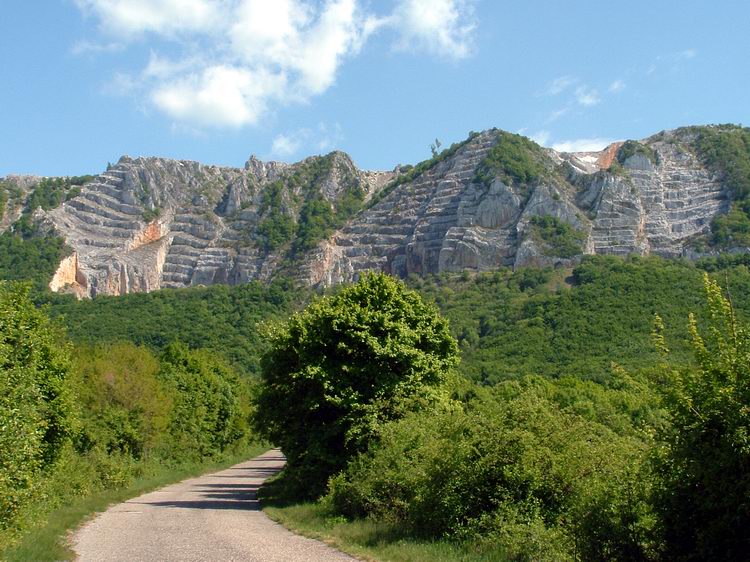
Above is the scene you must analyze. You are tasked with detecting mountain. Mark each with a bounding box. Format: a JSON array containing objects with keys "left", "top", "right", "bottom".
[{"left": 2, "top": 124, "right": 748, "bottom": 297}]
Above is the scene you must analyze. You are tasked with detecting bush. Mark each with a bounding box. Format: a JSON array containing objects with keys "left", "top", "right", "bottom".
[
  {"left": 253, "top": 272, "right": 459, "bottom": 496},
  {"left": 158, "top": 343, "right": 252, "bottom": 462},
  {"left": 474, "top": 131, "right": 547, "bottom": 188},
  {"left": 329, "top": 383, "right": 653, "bottom": 560},
  {"left": 0, "top": 282, "right": 77, "bottom": 529},
  {"left": 72, "top": 343, "right": 170, "bottom": 459},
  {"left": 652, "top": 274, "right": 750, "bottom": 560},
  {"left": 529, "top": 215, "right": 586, "bottom": 258}
]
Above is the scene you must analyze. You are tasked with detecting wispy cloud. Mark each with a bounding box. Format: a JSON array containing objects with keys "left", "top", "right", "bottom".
[
  {"left": 72, "top": 0, "right": 478, "bottom": 129},
  {"left": 574, "top": 85, "right": 600, "bottom": 107},
  {"left": 552, "top": 138, "right": 614, "bottom": 153},
  {"left": 608, "top": 79, "right": 625, "bottom": 93},
  {"left": 529, "top": 130, "right": 551, "bottom": 146},
  {"left": 71, "top": 39, "right": 125, "bottom": 55},
  {"left": 270, "top": 123, "right": 344, "bottom": 160},
  {"left": 648, "top": 48, "right": 698, "bottom": 75},
  {"left": 542, "top": 75, "right": 577, "bottom": 96}
]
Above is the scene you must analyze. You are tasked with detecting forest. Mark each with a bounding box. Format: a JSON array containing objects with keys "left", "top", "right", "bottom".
[{"left": 1, "top": 250, "right": 749, "bottom": 559}]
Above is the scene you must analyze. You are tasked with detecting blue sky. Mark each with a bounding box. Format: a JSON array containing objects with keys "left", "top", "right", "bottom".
[{"left": 1, "top": 0, "right": 748, "bottom": 177}]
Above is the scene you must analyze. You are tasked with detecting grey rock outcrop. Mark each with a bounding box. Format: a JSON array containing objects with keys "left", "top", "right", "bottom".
[
  {"left": 301, "top": 128, "right": 728, "bottom": 286},
  {"left": 14, "top": 125, "right": 737, "bottom": 296},
  {"left": 39, "top": 152, "right": 390, "bottom": 297}
]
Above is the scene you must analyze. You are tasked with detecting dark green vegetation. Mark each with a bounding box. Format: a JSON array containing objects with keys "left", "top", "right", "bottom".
[
  {"left": 689, "top": 124, "right": 750, "bottom": 246},
  {"left": 528, "top": 215, "right": 587, "bottom": 258},
  {"left": 24, "top": 176, "right": 93, "bottom": 213},
  {"left": 474, "top": 131, "right": 547, "bottom": 188},
  {"left": 0, "top": 175, "right": 95, "bottom": 295},
  {"left": 255, "top": 153, "right": 367, "bottom": 256},
  {"left": 260, "top": 263, "right": 750, "bottom": 561},
  {"left": 253, "top": 273, "right": 459, "bottom": 497},
  {"left": 0, "top": 232, "right": 68, "bottom": 294},
  {"left": 0, "top": 282, "right": 260, "bottom": 555},
  {"left": 47, "top": 278, "right": 308, "bottom": 374},
  {"left": 616, "top": 140, "right": 658, "bottom": 166}
]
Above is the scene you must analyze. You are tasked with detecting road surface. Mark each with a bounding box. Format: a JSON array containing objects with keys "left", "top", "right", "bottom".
[{"left": 73, "top": 449, "right": 356, "bottom": 561}]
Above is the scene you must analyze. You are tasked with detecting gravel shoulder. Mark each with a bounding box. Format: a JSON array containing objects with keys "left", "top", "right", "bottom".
[{"left": 72, "top": 449, "right": 356, "bottom": 562}]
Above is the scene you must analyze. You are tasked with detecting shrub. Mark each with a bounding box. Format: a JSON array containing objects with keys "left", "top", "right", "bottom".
[
  {"left": 329, "top": 384, "right": 653, "bottom": 560},
  {"left": 652, "top": 274, "right": 750, "bottom": 560},
  {"left": 529, "top": 215, "right": 587, "bottom": 258},
  {"left": 474, "top": 131, "right": 547, "bottom": 188},
  {"left": 253, "top": 272, "right": 459, "bottom": 497},
  {"left": 0, "top": 282, "right": 77, "bottom": 528}
]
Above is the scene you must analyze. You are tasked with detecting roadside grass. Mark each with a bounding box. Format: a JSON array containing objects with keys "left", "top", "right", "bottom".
[
  {"left": 2, "top": 444, "right": 269, "bottom": 562},
  {"left": 261, "top": 478, "right": 505, "bottom": 562}
]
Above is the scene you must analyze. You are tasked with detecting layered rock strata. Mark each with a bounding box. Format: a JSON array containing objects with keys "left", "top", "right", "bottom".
[
  {"left": 5, "top": 126, "right": 734, "bottom": 296},
  {"left": 302, "top": 128, "right": 727, "bottom": 286}
]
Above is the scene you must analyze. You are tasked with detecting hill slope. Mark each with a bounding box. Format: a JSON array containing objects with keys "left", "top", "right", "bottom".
[{"left": 2, "top": 124, "right": 748, "bottom": 296}]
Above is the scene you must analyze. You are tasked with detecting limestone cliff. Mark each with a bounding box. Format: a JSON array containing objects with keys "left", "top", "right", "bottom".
[
  {"left": 36, "top": 151, "right": 390, "bottom": 296},
  {"left": 6, "top": 125, "right": 744, "bottom": 296},
  {"left": 300, "top": 127, "right": 729, "bottom": 286}
]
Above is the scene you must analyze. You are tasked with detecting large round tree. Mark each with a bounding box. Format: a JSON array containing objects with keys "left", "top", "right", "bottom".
[{"left": 253, "top": 272, "right": 458, "bottom": 496}]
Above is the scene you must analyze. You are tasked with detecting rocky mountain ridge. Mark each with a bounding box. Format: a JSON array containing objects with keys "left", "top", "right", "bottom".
[{"left": 2, "top": 124, "right": 746, "bottom": 297}]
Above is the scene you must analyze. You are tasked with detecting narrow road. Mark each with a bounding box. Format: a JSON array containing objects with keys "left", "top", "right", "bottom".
[{"left": 72, "top": 449, "right": 356, "bottom": 561}]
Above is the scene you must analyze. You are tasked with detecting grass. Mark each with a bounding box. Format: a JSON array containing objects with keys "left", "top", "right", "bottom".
[
  {"left": 261, "top": 477, "right": 508, "bottom": 562},
  {"left": 2, "top": 443, "right": 269, "bottom": 562}
]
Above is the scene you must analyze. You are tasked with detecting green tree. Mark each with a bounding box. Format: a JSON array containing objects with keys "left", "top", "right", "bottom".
[
  {"left": 158, "top": 343, "right": 249, "bottom": 461},
  {"left": 652, "top": 274, "right": 750, "bottom": 560},
  {"left": 253, "top": 272, "right": 459, "bottom": 496},
  {"left": 0, "top": 282, "right": 77, "bottom": 527}
]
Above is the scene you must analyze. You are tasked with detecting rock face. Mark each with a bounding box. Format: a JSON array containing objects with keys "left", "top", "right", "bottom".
[
  {"left": 0, "top": 175, "right": 39, "bottom": 230},
  {"left": 9, "top": 125, "right": 737, "bottom": 296},
  {"left": 301, "top": 128, "right": 727, "bottom": 286},
  {"left": 37, "top": 152, "right": 390, "bottom": 297}
]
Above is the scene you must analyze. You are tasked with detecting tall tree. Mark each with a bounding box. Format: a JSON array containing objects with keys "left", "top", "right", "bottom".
[
  {"left": 253, "top": 272, "right": 459, "bottom": 496},
  {"left": 653, "top": 274, "right": 750, "bottom": 560}
]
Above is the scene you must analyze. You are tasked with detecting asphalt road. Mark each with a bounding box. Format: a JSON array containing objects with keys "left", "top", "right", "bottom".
[{"left": 72, "top": 449, "right": 356, "bottom": 561}]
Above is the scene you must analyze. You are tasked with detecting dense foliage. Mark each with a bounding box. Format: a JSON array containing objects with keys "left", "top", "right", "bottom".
[
  {"left": 253, "top": 273, "right": 459, "bottom": 496},
  {"left": 410, "top": 256, "right": 734, "bottom": 384},
  {"left": 0, "top": 282, "right": 258, "bottom": 549},
  {"left": 652, "top": 276, "right": 750, "bottom": 560},
  {"left": 689, "top": 125, "right": 750, "bottom": 246},
  {"left": 528, "top": 215, "right": 587, "bottom": 258},
  {"left": 474, "top": 131, "right": 547, "bottom": 189},
  {"left": 0, "top": 233, "right": 68, "bottom": 294},
  {"left": 47, "top": 278, "right": 306, "bottom": 374},
  {"left": 0, "top": 283, "right": 77, "bottom": 528},
  {"left": 330, "top": 378, "right": 656, "bottom": 560}
]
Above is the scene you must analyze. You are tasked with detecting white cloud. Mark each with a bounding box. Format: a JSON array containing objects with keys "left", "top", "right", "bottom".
[
  {"left": 575, "top": 85, "right": 600, "bottom": 107},
  {"left": 152, "top": 65, "right": 287, "bottom": 127},
  {"left": 270, "top": 122, "right": 344, "bottom": 160},
  {"left": 74, "top": 0, "right": 223, "bottom": 37},
  {"left": 271, "top": 131, "right": 306, "bottom": 158},
  {"left": 73, "top": 0, "right": 478, "bottom": 129},
  {"left": 544, "top": 75, "right": 576, "bottom": 96},
  {"left": 608, "top": 79, "right": 625, "bottom": 93},
  {"left": 552, "top": 138, "right": 614, "bottom": 153},
  {"left": 529, "top": 130, "right": 551, "bottom": 146},
  {"left": 390, "top": 0, "right": 476, "bottom": 59}
]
